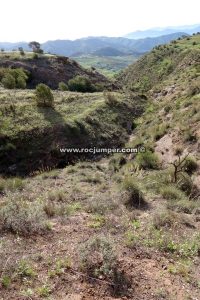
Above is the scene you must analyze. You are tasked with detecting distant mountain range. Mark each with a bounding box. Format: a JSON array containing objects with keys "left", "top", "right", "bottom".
[
  {"left": 125, "top": 23, "right": 200, "bottom": 39},
  {"left": 0, "top": 32, "right": 188, "bottom": 58}
]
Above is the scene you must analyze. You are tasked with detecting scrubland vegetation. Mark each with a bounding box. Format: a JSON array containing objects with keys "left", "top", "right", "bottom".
[{"left": 0, "top": 34, "right": 199, "bottom": 299}]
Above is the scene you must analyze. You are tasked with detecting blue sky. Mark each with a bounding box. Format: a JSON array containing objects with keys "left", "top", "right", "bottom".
[{"left": 1, "top": 0, "right": 200, "bottom": 42}]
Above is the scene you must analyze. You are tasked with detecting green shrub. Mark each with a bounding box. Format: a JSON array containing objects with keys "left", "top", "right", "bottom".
[
  {"left": 0, "top": 198, "right": 49, "bottom": 235},
  {"left": 167, "top": 198, "right": 200, "bottom": 214},
  {"left": 176, "top": 172, "right": 193, "bottom": 195},
  {"left": 68, "top": 75, "right": 96, "bottom": 93},
  {"left": 80, "top": 236, "right": 117, "bottom": 278},
  {"left": 16, "top": 76, "right": 26, "bottom": 89},
  {"left": 184, "top": 156, "right": 198, "bottom": 174},
  {"left": 153, "top": 124, "right": 167, "bottom": 141},
  {"left": 153, "top": 210, "right": 180, "bottom": 229},
  {"left": 122, "top": 176, "right": 146, "bottom": 208},
  {"left": 58, "top": 82, "right": 68, "bottom": 91},
  {"left": 184, "top": 130, "right": 197, "bottom": 142},
  {"left": 17, "top": 260, "right": 36, "bottom": 278},
  {"left": 1, "top": 275, "right": 11, "bottom": 288},
  {"left": 135, "top": 150, "right": 159, "bottom": 169},
  {"left": 35, "top": 84, "right": 54, "bottom": 107},
  {"left": 145, "top": 169, "right": 172, "bottom": 193},
  {"left": 1, "top": 68, "right": 28, "bottom": 89},
  {"left": 0, "top": 177, "right": 24, "bottom": 193},
  {"left": 1, "top": 73, "right": 16, "bottom": 89},
  {"left": 32, "top": 53, "right": 39, "bottom": 59},
  {"left": 160, "top": 185, "right": 185, "bottom": 200},
  {"left": 104, "top": 92, "right": 119, "bottom": 106}
]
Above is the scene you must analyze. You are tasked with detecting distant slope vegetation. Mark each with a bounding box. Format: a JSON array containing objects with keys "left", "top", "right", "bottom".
[
  {"left": 119, "top": 33, "right": 200, "bottom": 92},
  {"left": 0, "top": 53, "right": 111, "bottom": 89},
  {"left": 92, "top": 47, "right": 125, "bottom": 56}
]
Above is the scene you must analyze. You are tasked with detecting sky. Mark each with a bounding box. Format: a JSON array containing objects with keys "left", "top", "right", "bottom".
[{"left": 1, "top": 0, "right": 200, "bottom": 42}]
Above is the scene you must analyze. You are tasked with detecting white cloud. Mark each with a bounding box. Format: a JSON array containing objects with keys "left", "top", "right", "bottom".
[{"left": 1, "top": 0, "right": 200, "bottom": 42}]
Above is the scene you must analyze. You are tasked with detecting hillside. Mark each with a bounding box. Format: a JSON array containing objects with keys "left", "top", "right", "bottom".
[
  {"left": 0, "top": 52, "right": 111, "bottom": 89},
  {"left": 119, "top": 34, "right": 200, "bottom": 174},
  {"left": 0, "top": 90, "right": 144, "bottom": 175},
  {"left": 120, "top": 33, "right": 200, "bottom": 91}
]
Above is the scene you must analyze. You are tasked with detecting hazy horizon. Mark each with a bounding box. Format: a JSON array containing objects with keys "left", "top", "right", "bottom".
[{"left": 1, "top": 0, "right": 200, "bottom": 43}]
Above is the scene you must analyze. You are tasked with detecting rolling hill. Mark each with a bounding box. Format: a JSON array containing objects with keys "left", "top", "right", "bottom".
[
  {"left": 0, "top": 32, "right": 188, "bottom": 57},
  {"left": 0, "top": 52, "right": 111, "bottom": 89}
]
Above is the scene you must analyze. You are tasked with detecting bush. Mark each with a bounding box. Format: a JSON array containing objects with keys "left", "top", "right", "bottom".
[
  {"left": 167, "top": 198, "right": 200, "bottom": 214},
  {"left": 16, "top": 76, "right": 26, "bottom": 89},
  {"left": 176, "top": 172, "right": 193, "bottom": 195},
  {"left": 32, "top": 53, "right": 39, "bottom": 59},
  {"left": 80, "top": 236, "right": 117, "bottom": 278},
  {"left": 1, "top": 73, "right": 16, "bottom": 89},
  {"left": 104, "top": 92, "right": 119, "bottom": 106},
  {"left": 35, "top": 84, "right": 54, "bottom": 107},
  {"left": 153, "top": 210, "right": 180, "bottom": 229},
  {"left": 1, "top": 68, "right": 28, "bottom": 89},
  {"left": 68, "top": 75, "right": 96, "bottom": 93},
  {"left": 135, "top": 150, "right": 159, "bottom": 169},
  {"left": 122, "top": 176, "right": 146, "bottom": 208},
  {"left": 184, "top": 130, "right": 197, "bottom": 142},
  {"left": 0, "top": 198, "right": 49, "bottom": 235},
  {"left": 160, "top": 185, "right": 185, "bottom": 200},
  {"left": 153, "top": 124, "right": 167, "bottom": 141},
  {"left": 184, "top": 157, "right": 198, "bottom": 174},
  {"left": 58, "top": 82, "right": 68, "bottom": 91}
]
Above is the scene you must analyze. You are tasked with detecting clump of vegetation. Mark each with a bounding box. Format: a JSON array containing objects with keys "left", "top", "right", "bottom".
[
  {"left": 0, "top": 198, "right": 50, "bottom": 235},
  {"left": 135, "top": 150, "right": 159, "bottom": 170},
  {"left": 184, "top": 156, "right": 198, "bottom": 174},
  {"left": 104, "top": 92, "right": 119, "bottom": 106},
  {"left": 153, "top": 124, "right": 167, "bottom": 141},
  {"left": 153, "top": 210, "right": 180, "bottom": 229},
  {"left": 47, "top": 189, "right": 66, "bottom": 202},
  {"left": 37, "top": 285, "right": 51, "bottom": 298},
  {"left": 58, "top": 81, "right": 68, "bottom": 91},
  {"left": 184, "top": 130, "right": 197, "bottom": 142},
  {"left": 167, "top": 198, "right": 200, "bottom": 214},
  {"left": 0, "top": 177, "right": 24, "bottom": 193},
  {"left": 80, "top": 236, "right": 117, "bottom": 278},
  {"left": 68, "top": 75, "right": 96, "bottom": 93},
  {"left": 28, "top": 41, "right": 43, "bottom": 54},
  {"left": 0, "top": 68, "right": 28, "bottom": 89},
  {"left": 160, "top": 185, "right": 185, "bottom": 200},
  {"left": 1, "top": 73, "right": 16, "bottom": 89},
  {"left": 35, "top": 83, "right": 54, "bottom": 107},
  {"left": 17, "top": 260, "right": 36, "bottom": 278},
  {"left": 122, "top": 176, "right": 146, "bottom": 208}
]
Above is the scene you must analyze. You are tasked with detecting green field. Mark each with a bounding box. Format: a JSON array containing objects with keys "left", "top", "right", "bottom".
[{"left": 71, "top": 55, "right": 139, "bottom": 78}]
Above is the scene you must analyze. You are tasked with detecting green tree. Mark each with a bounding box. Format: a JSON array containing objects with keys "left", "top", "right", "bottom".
[
  {"left": 35, "top": 84, "right": 54, "bottom": 107},
  {"left": 18, "top": 47, "right": 25, "bottom": 56},
  {"left": 28, "top": 41, "right": 43, "bottom": 54}
]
